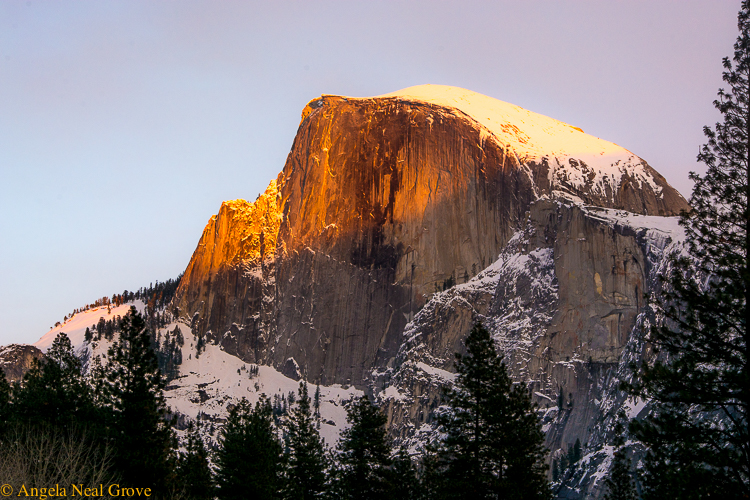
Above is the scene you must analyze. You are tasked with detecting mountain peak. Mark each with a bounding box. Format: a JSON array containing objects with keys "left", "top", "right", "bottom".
[{"left": 310, "top": 84, "right": 687, "bottom": 210}]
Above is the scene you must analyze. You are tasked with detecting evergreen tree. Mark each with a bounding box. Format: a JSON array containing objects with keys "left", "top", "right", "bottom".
[
  {"left": 552, "top": 459, "right": 560, "bottom": 483},
  {"left": 390, "top": 446, "right": 422, "bottom": 500},
  {"left": 434, "top": 323, "right": 549, "bottom": 500},
  {"left": 559, "top": 453, "right": 568, "bottom": 475},
  {"left": 177, "top": 422, "right": 214, "bottom": 500},
  {"left": 628, "top": 3, "right": 750, "bottom": 497},
  {"left": 419, "top": 449, "right": 442, "bottom": 500},
  {"left": 314, "top": 383, "right": 321, "bottom": 426},
  {"left": 282, "top": 382, "right": 328, "bottom": 500},
  {"left": 215, "top": 396, "right": 283, "bottom": 500},
  {"left": 564, "top": 438, "right": 582, "bottom": 470},
  {"left": 0, "top": 368, "right": 11, "bottom": 436},
  {"left": 335, "top": 395, "right": 393, "bottom": 500},
  {"left": 603, "top": 417, "right": 636, "bottom": 500},
  {"left": 573, "top": 438, "right": 582, "bottom": 463},
  {"left": 11, "top": 333, "right": 96, "bottom": 431},
  {"left": 98, "top": 306, "right": 176, "bottom": 494}
]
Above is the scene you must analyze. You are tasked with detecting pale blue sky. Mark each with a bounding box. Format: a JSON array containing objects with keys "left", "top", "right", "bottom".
[{"left": 0, "top": 1, "right": 739, "bottom": 344}]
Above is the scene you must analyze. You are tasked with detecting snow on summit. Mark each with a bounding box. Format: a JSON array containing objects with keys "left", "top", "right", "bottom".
[
  {"left": 376, "top": 84, "right": 622, "bottom": 160},
  {"left": 363, "top": 84, "right": 663, "bottom": 200},
  {"left": 34, "top": 301, "right": 145, "bottom": 352}
]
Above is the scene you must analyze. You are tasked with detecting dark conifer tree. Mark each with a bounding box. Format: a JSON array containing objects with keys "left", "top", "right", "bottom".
[
  {"left": 335, "top": 395, "right": 393, "bottom": 500},
  {"left": 573, "top": 438, "right": 582, "bottom": 464},
  {"left": 434, "top": 323, "right": 549, "bottom": 500},
  {"left": 12, "top": 333, "right": 96, "bottom": 431},
  {"left": 390, "top": 447, "right": 423, "bottom": 500},
  {"left": 98, "top": 306, "right": 176, "bottom": 494},
  {"left": 177, "top": 422, "right": 214, "bottom": 500},
  {"left": 419, "top": 449, "right": 442, "bottom": 500},
  {"left": 0, "top": 368, "right": 11, "bottom": 436},
  {"left": 603, "top": 417, "right": 636, "bottom": 500},
  {"left": 282, "top": 382, "right": 328, "bottom": 500},
  {"left": 552, "top": 459, "right": 560, "bottom": 483},
  {"left": 628, "top": 2, "right": 750, "bottom": 497},
  {"left": 214, "top": 396, "right": 282, "bottom": 500},
  {"left": 314, "top": 383, "right": 321, "bottom": 425},
  {"left": 561, "top": 453, "right": 569, "bottom": 474}
]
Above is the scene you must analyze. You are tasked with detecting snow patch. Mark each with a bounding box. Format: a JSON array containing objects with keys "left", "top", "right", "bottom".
[
  {"left": 415, "top": 361, "right": 456, "bottom": 382},
  {"left": 164, "top": 329, "right": 363, "bottom": 447},
  {"left": 624, "top": 397, "right": 648, "bottom": 419},
  {"left": 379, "top": 385, "right": 408, "bottom": 402}
]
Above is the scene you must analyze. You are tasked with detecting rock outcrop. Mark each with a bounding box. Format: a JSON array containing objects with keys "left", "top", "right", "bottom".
[
  {"left": 174, "top": 181, "right": 281, "bottom": 364},
  {"left": 0, "top": 344, "right": 43, "bottom": 382}
]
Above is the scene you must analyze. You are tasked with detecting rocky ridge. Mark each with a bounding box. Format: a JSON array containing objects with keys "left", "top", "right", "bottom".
[
  {"left": 376, "top": 199, "right": 684, "bottom": 498},
  {"left": 163, "top": 85, "right": 690, "bottom": 497}
]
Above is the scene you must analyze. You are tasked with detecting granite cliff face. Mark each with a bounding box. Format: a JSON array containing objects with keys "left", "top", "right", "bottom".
[
  {"left": 174, "top": 85, "right": 687, "bottom": 384},
  {"left": 376, "top": 199, "right": 684, "bottom": 497},
  {"left": 170, "top": 85, "right": 690, "bottom": 497}
]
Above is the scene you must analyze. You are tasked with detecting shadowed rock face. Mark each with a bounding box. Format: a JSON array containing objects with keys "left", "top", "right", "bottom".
[
  {"left": 377, "top": 199, "right": 683, "bottom": 498},
  {"left": 0, "top": 344, "right": 43, "bottom": 382},
  {"left": 525, "top": 157, "right": 689, "bottom": 217},
  {"left": 172, "top": 89, "right": 690, "bottom": 389},
  {"left": 381, "top": 199, "right": 654, "bottom": 431}
]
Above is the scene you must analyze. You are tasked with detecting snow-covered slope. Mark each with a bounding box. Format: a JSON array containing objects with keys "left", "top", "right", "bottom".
[
  {"left": 34, "top": 301, "right": 146, "bottom": 352},
  {"left": 161, "top": 331, "right": 362, "bottom": 447},
  {"left": 36, "top": 306, "right": 362, "bottom": 448}
]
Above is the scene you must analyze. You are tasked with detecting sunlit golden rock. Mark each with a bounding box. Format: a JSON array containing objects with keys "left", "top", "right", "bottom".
[
  {"left": 174, "top": 86, "right": 690, "bottom": 387},
  {"left": 174, "top": 180, "right": 280, "bottom": 360}
]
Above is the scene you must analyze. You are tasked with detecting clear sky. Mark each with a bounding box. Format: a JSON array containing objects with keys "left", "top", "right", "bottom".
[{"left": 0, "top": 1, "right": 740, "bottom": 345}]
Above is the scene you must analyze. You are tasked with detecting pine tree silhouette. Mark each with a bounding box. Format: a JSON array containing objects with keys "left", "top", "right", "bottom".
[
  {"left": 628, "top": 2, "right": 750, "bottom": 497},
  {"left": 433, "top": 323, "right": 549, "bottom": 499},
  {"left": 98, "top": 306, "right": 176, "bottom": 494},
  {"left": 282, "top": 382, "right": 327, "bottom": 500},
  {"left": 335, "top": 396, "right": 393, "bottom": 500},
  {"left": 214, "top": 396, "right": 282, "bottom": 500}
]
